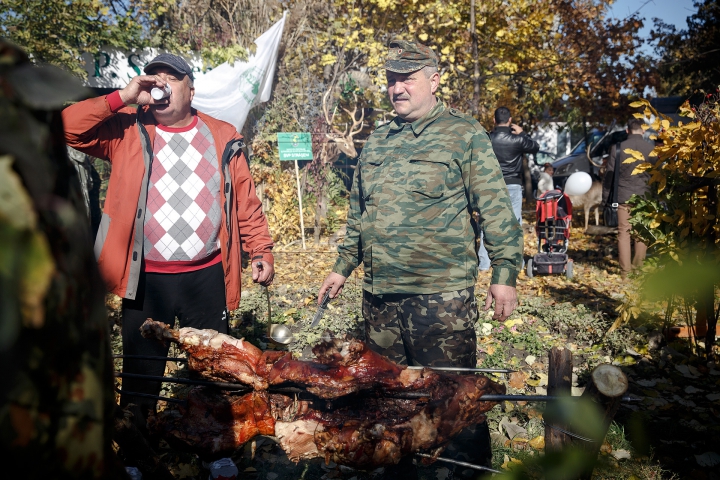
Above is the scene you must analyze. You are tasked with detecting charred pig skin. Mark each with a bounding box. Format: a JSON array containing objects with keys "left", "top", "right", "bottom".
[{"left": 141, "top": 320, "right": 504, "bottom": 467}]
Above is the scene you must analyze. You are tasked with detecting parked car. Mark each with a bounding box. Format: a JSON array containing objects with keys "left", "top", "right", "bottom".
[
  {"left": 532, "top": 150, "right": 557, "bottom": 167},
  {"left": 551, "top": 128, "right": 628, "bottom": 188}
]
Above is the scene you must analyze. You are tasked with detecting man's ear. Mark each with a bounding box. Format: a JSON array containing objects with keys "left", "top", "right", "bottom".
[{"left": 430, "top": 72, "right": 440, "bottom": 94}]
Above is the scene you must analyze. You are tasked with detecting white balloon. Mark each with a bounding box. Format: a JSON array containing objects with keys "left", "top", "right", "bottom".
[{"left": 564, "top": 171, "right": 592, "bottom": 196}]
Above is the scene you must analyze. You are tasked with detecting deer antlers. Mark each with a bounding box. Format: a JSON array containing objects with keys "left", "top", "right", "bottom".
[{"left": 322, "top": 86, "right": 365, "bottom": 158}]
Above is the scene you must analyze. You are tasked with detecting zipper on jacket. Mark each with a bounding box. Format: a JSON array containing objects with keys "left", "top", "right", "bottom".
[
  {"left": 125, "top": 111, "right": 154, "bottom": 300},
  {"left": 220, "top": 139, "right": 245, "bottom": 253}
]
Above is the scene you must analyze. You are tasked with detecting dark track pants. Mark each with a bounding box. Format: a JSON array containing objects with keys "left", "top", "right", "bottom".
[
  {"left": 119, "top": 263, "right": 228, "bottom": 424},
  {"left": 363, "top": 288, "right": 492, "bottom": 479}
]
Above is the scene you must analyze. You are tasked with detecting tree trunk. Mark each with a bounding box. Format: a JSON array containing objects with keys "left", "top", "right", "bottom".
[
  {"left": 470, "top": 0, "right": 480, "bottom": 117},
  {"left": 696, "top": 282, "right": 712, "bottom": 348},
  {"left": 703, "top": 183, "right": 718, "bottom": 355},
  {"left": 314, "top": 189, "right": 328, "bottom": 244},
  {"left": 544, "top": 347, "right": 573, "bottom": 452},
  {"left": 578, "top": 364, "right": 628, "bottom": 479},
  {"left": 523, "top": 155, "right": 533, "bottom": 203}
]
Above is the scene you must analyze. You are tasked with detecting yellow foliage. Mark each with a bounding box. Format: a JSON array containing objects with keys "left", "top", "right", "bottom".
[
  {"left": 251, "top": 164, "right": 307, "bottom": 245},
  {"left": 615, "top": 94, "right": 720, "bottom": 330},
  {"left": 279, "top": 0, "right": 639, "bottom": 128},
  {"left": 631, "top": 163, "right": 652, "bottom": 175},
  {"left": 320, "top": 53, "right": 338, "bottom": 66},
  {"left": 629, "top": 95, "right": 720, "bottom": 259}
]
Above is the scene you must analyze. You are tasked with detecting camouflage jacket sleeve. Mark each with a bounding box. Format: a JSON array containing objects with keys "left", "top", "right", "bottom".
[
  {"left": 332, "top": 152, "right": 363, "bottom": 277},
  {"left": 464, "top": 128, "right": 523, "bottom": 286}
]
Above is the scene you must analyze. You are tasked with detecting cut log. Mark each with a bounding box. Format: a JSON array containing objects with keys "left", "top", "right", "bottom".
[
  {"left": 578, "top": 364, "right": 628, "bottom": 479},
  {"left": 586, "top": 364, "right": 628, "bottom": 399},
  {"left": 544, "top": 347, "right": 573, "bottom": 452}
]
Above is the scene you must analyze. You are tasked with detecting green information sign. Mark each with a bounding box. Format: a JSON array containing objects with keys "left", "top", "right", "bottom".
[{"left": 277, "top": 132, "right": 313, "bottom": 161}]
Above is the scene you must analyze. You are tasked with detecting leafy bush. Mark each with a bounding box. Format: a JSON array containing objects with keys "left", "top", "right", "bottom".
[
  {"left": 515, "top": 297, "right": 640, "bottom": 355},
  {"left": 480, "top": 344, "right": 507, "bottom": 369}
]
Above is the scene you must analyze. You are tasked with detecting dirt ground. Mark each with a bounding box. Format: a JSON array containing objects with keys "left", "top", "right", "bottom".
[{"left": 111, "top": 209, "right": 720, "bottom": 479}]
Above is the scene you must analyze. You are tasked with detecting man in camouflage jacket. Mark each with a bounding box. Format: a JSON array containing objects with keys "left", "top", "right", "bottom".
[{"left": 318, "top": 39, "right": 523, "bottom": 476}]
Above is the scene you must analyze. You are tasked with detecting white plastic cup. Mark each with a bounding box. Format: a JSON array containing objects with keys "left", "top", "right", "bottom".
[
  {"left": 150, "top": 84, "right": 171, "bottom": 101},
  {"left": 125, "top": 466, "right": 142, "bottom": 480},
  {"left": 208, "top": 458, "right": 238, "bottom": 480}
]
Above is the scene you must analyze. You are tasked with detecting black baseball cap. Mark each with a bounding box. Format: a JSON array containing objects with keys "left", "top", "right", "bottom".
[{"left": 144, "top": 53, "right": 194, "bottom": 80}]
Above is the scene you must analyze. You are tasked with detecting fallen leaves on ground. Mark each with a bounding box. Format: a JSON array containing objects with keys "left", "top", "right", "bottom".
[{"left": 106, "top": 211, "right": 719, "bottom": 479}]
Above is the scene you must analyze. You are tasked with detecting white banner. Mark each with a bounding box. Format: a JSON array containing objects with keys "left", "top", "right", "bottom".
[
  {"left": 192, "top": 12, "right": 286, "bottom": 131},
  {"left": 81, "top": 49, "right": 207, "bottom": 89},
  {"left": 81, "top": 11, "right": 286, "bottom": 132}
]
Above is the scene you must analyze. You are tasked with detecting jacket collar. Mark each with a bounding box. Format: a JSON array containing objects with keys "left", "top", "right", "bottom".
[
  {"left": 493, "top": 125, "right": 512, "bottom": 133},
  {"left": 388, "top": 100, "right": 445, "bottom": 136}
]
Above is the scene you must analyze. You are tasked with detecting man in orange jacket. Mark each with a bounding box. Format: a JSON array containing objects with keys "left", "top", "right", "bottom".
[{"left": 62, "top": 54, "right": 274, "bottom": 449}]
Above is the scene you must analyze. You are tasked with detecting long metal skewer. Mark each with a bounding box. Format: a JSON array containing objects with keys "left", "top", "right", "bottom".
[
  {"left": 113, "top": 373, "right": 428, "bottom": 399},
  {"left": 542, "top": 421, "right": 595, "bottom": 443},
  {"left": 116, "top": 372, "right": 252, "bottom": 391},
  {"left": 113, "top": 357, "right": 514, "bottom": 374},
  {"left": 113, "top": 355, "right": 188, "bottom": 362},
  {"left": 115, "top": 387, "right": 187, "bottom": 405},
  {"left": 480, "top": 394, "right": 559, "bottom": 402},
  {"left": 407, "top": 366, "right": 515, "bottom": 374},
  {"left": 404, "top": 393, "right": 635, "bottom": 402},
  {"left": 116, "top": 372, "right": 634, "bottom": 403},
  {"left": 116, "top": 372, "right": 310, "bottom": 396},
  {"left": 396, "top": 392, "right": 563, "bottom": 401},
  {"left": 115, "top": 373, "right": 566, "bottom": 402},
  {"left": 415, "top": 453, "right": 502, "bottom": 474}
]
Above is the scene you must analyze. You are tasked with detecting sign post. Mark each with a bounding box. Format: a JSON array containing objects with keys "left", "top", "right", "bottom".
[{"left": 277, "top": 132, "right": 313, "bottom": 250}]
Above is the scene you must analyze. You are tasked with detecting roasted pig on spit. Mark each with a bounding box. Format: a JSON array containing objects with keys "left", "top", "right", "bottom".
[
  {"left": 141, "top": 320, "right": 504, "bottom": 467},
  {"left": 140, "top": 318, "right": 285, "bottom": 390},
  {"left": 140, "top": 320, "right": 496, "bottom": 398}
]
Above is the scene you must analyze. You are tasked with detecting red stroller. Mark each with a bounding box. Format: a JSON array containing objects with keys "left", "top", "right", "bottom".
[{"left": 526, "top": 189, "right": 574, "bottom": 279}]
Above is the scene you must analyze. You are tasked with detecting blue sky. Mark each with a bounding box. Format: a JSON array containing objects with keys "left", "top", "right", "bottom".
[{"left": 608, "top": 0, "right": 698, "bottom": 53}]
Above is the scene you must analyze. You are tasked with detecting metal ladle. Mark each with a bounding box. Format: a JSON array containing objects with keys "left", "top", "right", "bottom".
[
  {"left": 268, "top": 322, "right": 293, "bottom": 344},
  {"left": 260, "top": 265, "right": 294, "bottom": 344}
]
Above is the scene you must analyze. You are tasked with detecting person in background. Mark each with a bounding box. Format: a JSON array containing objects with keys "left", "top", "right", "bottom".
[
  {"left": 478, "top": 106, "right": 539, "bottom": 270},
  {"left": 62, "top": 53, "right": 275, "bottom": 479},
  {"left": 602, "top": 118, "right": 653, "bottom": 277},
  {"left": 538, "top": 163, "right": 555, "bottom": 194},
  {"left": 318, "top": 38, "right": 522, "bottom": 479}
]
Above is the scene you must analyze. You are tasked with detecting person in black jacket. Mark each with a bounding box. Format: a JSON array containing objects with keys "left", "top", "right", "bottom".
[
  {"left": 602, "top": 118, "right": 653, "bottom": 276},
  {"left": 478, "top": 107, "right": 539, "bottom": 270}
]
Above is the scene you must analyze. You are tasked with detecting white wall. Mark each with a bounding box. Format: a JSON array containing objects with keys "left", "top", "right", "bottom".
[{"left": 531, "top": 122, "right": 571, "bottom": 156}]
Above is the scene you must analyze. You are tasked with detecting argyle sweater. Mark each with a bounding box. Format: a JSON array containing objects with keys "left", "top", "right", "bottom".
[{"left": 143, "top": 116, "right": 222, "bottom": 273}]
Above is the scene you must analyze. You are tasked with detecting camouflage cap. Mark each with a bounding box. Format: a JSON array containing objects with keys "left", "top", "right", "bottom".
[{"left": 384, "top": 38, "right": 439, "bottom": 73}]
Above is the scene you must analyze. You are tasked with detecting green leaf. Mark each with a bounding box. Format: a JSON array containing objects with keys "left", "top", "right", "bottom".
[
  {"left": 19, "top": 231, "right": 55, "bottom": 328},
  {"left": 0, "top": 156, "right": 36, "bottom": 229}
]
